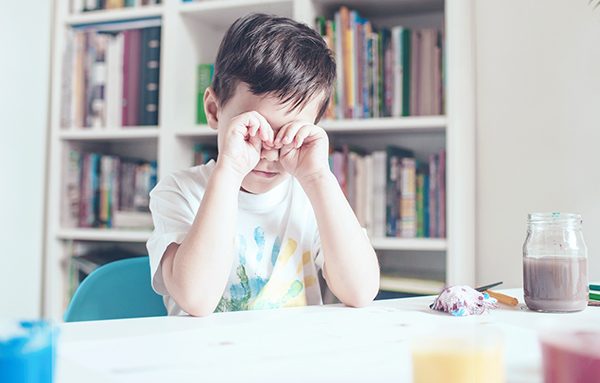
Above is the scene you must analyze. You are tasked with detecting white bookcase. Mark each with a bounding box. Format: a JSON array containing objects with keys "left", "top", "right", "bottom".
[{"left": 45, "top": 0, "right": 476, "bottom": 320}]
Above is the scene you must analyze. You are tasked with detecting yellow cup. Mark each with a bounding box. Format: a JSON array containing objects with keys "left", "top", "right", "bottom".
[{"left": 411, "top": 327, "right": 505, "bottom": 383}]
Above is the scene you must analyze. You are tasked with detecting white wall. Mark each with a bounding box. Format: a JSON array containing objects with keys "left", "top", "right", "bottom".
[
  {"left": 0, "top": 1, "right": 51, "bottom": 317},
  {"left": 475, "top": 0, "right": 600, "bottom": 287}
]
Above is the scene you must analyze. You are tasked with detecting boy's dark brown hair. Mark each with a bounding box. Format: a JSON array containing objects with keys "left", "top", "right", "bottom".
[{"left": 212, "top": 13, "right": 336, "bottom": 123}]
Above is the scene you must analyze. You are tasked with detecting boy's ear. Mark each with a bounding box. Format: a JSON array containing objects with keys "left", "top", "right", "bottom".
[{"left": 204, "top": 87, "right": 220, "bottom": 130}]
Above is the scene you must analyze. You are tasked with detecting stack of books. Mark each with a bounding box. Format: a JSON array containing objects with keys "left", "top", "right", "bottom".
[
  {"left": 61, "top": 21, "right": 161, "bottom": 129},
  {"left": 316, "top": 7, "right": 444, "bottom": 120},
  {"left": 62, "top": 150, "right": 157, "bottom": 229},
  {"left": 329, "top": 145, "right": 446, "bottom": 238}
]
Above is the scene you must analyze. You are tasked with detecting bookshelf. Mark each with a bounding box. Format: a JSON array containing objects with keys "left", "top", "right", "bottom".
[{"left": 45, "top": 0, "right": 475, "bottom": 320}]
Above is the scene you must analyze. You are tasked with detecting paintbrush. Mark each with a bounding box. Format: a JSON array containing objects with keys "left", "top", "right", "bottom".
[{"left": 485, "top": 289, "right": 519, "bottom": 306}]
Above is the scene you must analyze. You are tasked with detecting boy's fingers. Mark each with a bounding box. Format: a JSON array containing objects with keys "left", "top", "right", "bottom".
[
  {"left": 294, "top": 124, "right": 314, "bottom": 148},
  {"left": 251, "top": 111, "right": 274, "bottom": 144},
  {"left": 276, "top": 121, "right": 304, "bottom": 146}
]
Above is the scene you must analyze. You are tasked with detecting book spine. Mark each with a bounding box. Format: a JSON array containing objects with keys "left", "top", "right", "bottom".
[
  {"left": 383, "top": 29, "right": 393, "bottom": 117},
  {"left": 363, "top": 21, "right": 372, "bottom": 118},
  {"left": 386, "top": 155, "right": 398, "bottom": 237},
  {"left": 410, "top": 30, "right": 421, "bottom": 116},
  {"left": 340, "top": 7, "right": 353, "bottom": 119},
  {"left": 428, "top": 153, "right": 438, "bottom": 237},
  {"left": 99, "top": 155, "right": 111, "bottom": 227},
  {"left": 334, "top": 12, "right": 344, "bottom": 120},
  {"left": 402, "top": 29, "right": 411, "bottom": 116},
  {"left": 61, "top": 30, "right": 75, "bottom": 129},
  {"left": 371, "top": 151, "right": 386, "bottom": 237},
  {"left": 399, "top": 157, "right": 416, "bottom": 238},
  {"left": 91, "top": 153, "right": 101, "bottom": 227},
  {"left": 62, "top": 149, "right": 81, "bottom": 228},
  {"left": 416, "top": 173, "right": 424, "bottom": 237},
  {"left": 438, "top": 149, "right": 446, "bottom": 238},
  {"left": 371, "top": 33, "right": 379, "bottom": 119},
  {"left": 353, "top": 12, "right": 362, "bottom": 118},
  {"left": 325, "top": 20, "right": 336, "bottom": 120},
  {"left": 391, "top": 26, "right": 401, "bottom": 118},
  {"left": 122, "top": 30, "right": 132, "bottom": 126},
  {"left": 79, "top": 153, "right": 90, "bottom": 227},
  {"left": 423, "top": 173, "right": 430, "bottom": 237},
  {"left": 139, "top": 27, "right": 161, "bottom": 126}
]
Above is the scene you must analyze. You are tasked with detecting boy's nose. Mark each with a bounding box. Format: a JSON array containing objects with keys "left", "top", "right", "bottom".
[{"left": 261, "top": 147, "right": 279, "bottom": 161}]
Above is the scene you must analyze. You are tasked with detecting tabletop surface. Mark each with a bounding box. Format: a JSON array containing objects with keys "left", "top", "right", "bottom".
[{"left": 56, "top": 289, "right": 600, "bottom": 383}]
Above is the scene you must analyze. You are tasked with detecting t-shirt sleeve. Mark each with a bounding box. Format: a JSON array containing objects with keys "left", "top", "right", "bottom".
[{"left": 146, "top": 175, "right": 197, "bottom": 295}]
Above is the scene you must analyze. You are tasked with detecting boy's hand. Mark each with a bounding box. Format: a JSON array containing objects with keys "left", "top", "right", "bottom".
[
  {"left": 217, "top": 111, "right": 274, "bottom": 179},
  {"left": 275, "top": 121, "right": 330, "bottom": 184}
]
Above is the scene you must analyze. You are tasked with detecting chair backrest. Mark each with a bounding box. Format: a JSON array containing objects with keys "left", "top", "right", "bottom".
[{"left": 64, "top": 256, "right": 167, "bottom": 322}]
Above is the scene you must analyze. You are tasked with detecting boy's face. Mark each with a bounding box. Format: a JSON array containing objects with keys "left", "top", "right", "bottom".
[{"left": 209, "top": 83, "right": 323, "bottom": 194}]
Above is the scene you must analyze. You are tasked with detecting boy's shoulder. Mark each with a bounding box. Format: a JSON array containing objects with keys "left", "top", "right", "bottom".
[{"left": 151, "top": 160, "right": 216, "bottom": 197}]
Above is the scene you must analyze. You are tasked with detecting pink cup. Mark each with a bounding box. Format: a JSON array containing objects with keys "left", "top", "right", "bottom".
[{"left": 540, "top": 330, "right": 600, "bottom": 383}]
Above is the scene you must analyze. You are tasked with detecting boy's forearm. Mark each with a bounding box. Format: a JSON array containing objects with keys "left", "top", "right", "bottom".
[
  {"left": 166, "top": 163, "right": 243, "bottom": 315},
  {"left": 300, "top": 171, "right": 380, "bottom": 307}
]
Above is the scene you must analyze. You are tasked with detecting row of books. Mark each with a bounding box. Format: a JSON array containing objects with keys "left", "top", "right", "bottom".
[
  {"left": 62, "top": 150, "right": 157, "bottom": 229},
  {"left": 329, "top": 145, "right": 446, "bottom": 238},
  {"left": 61, "top": 22, "right": 161, "bottom": 129},
  {"left": 66, "top": 242, "right": 146, "bottom": 302},
  {"left": 316, "top": 6, "right": 444, "bottom": 120},
  {"left": 71, "top": 0, "right": 161, "bottom": 13}
]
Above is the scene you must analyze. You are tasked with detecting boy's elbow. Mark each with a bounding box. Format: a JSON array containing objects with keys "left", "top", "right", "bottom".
[
  {"left": 172, "top": 286, "right": 219, "bottom": 317},
  {"left": 345, "top": 288, "right": 378, "bottom": 308},
  {"left": 178, "top": 295, "right": 217, "bottom": 317}
]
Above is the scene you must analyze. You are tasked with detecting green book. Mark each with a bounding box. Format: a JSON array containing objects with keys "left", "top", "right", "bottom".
[
  {"left": 401, "top": 29, "right": 411, "bottom": 116},
  {"left": 196, "top": 63, "right": 214, "bottom": 125}
]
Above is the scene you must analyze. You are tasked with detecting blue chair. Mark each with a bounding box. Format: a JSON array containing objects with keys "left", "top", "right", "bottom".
[{"left": 64, "top": 257, "right": 167, "bottom": 322}]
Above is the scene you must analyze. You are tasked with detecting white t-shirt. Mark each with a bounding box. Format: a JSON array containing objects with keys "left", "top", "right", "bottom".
[{"left": 146, "top": 160, "right": 324, "bottom": 316}]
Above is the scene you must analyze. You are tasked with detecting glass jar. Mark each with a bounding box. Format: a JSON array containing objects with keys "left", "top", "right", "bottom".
[{"left": 523, "top": 212, "right": 588, "bottom": 312}]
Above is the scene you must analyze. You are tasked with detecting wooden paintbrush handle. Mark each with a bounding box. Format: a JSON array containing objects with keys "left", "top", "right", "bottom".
[{"left": 486, "top": 290, "right": 519, "bottom": 306}]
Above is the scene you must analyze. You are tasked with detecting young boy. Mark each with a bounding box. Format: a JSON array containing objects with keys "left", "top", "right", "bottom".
[{"left": 147, "top": 13, "right": 380, "bottom": 316}]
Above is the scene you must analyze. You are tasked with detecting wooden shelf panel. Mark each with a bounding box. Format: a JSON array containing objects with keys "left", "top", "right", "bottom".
[
  {"left": 320, "top": 116, "right": 446, "bottom": 133},
  {"left": 175, "top": 117, "right": 445, "bottom": 137},
  {"left": 371, "top": 237, "right": 446, "bottom": 251},
  {"left": 56, "top": 228, "right": 152, "bottom": 242},
  {"left": 59, "top": 127, "right": 159, "bottom": 141},
  {"left": 179, "top": 0, "right": 294, "bottom": 29},
  {"left": 65, "top": 5, "right": 163, "bottom": 26},
  {"left": 175, "top": 126, "right": 216, "bottom": 137},
  {"left": 313, "top": 0, "right": 444, "bottom": 19}
]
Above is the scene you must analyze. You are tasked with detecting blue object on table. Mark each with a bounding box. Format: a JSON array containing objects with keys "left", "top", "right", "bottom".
[
  {"left": 64, "top": 257, "right": 167, "bottom": 322},
  {"left": 0, "top": 320, "right": 58, "bottom": 383}
]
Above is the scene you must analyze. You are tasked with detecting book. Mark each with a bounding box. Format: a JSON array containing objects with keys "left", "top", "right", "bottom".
[
  {"left": 399, "top": 157, "right": 416, "bottom": 237},
  {"left": 196, "top": 64, "right": 214, "bottom": 125},
  {"left": 385, "top": 146, "right": 414, "bottom": 237},
  {"left": 64, "top": 150, "right": 157, "bottom": 229},
  {"left": 122, "top": 29, "right": 142, "bottom": 126},
  {"left": 139, "top": 26, "right": 161, "bottom": 126}
]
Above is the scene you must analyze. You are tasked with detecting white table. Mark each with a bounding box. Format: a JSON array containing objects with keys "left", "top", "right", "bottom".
[{"left": 56, "top": 289, "right": 599, "bottom": 383}]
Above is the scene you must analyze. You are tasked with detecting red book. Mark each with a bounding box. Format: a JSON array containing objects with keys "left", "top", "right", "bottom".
[{"left": 122, "top": 29, "right": 141, "bottom": 127}]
